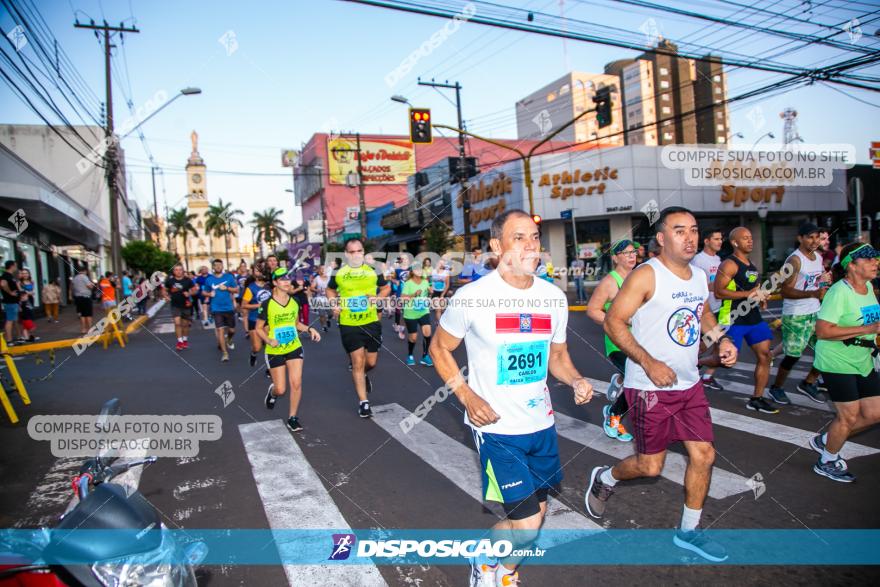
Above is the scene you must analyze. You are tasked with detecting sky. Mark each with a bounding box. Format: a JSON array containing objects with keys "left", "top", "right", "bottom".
[{"left": 2, "top": 0, "right": 879, "bottom": 246}]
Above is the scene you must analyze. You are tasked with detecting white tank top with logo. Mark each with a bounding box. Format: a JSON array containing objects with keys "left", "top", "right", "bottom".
[
  {"left": 624, "top": 257, "right": 709, "bottom": 392},
  {"left": 782, "top": 248, "right": 824, "bottom": 316}
]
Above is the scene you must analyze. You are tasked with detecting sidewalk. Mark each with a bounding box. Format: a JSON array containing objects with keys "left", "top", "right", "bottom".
[{"left": 10, "top": 299, "right": 158, "bottom": 344}]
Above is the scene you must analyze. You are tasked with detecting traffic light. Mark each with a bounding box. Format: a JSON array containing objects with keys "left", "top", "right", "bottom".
[
  {"left": 532, "top": 214, "right": 542, "bottom": 225},
  {"left": 409, "top": 108, "right": 432, "bottom": 144},
  {"left": 593, "top": 86, "right": 613, "bottom": 129}
]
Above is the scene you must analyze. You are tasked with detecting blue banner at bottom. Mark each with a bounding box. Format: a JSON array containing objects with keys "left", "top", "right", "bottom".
[{"left": 1, "top": 529, "right": 879, "bottom": 566}]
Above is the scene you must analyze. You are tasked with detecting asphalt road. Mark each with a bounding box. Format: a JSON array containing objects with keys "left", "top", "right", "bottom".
[{"left": 1, "top": 304, "right": 878, "bottom": 586}]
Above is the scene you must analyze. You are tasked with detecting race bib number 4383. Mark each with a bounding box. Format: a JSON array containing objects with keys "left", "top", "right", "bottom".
[{"left": 497, "top": 340, "right": 549, "bottom": 385}]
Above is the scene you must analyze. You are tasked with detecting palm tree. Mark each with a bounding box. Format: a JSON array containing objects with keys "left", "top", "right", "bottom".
[
  {"left": 205, "top": 199, "right": 244, "bottom": 267},
  {"left": 250, "top": 208, "right": 287, "bottom": 259},
  {"left": 167, "top": 207, "right": 198, "bottom": 270}
]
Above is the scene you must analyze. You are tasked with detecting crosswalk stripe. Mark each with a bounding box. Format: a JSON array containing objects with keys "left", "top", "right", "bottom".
[
  {"left": 371, "top": 403, "right": 603, "bottom": 541},
  {"left": 725, "top": 360, "right": 811, "bottom": 381},
  {"left": 584, "top": 377, "right": 877, "bottom": 459},
  {"left": 711, "top": 376, "right": 834, "bottom": 412},
  {"left": 709, "top": 408, "right": 879, "bottom": 460},
  {"left": 239, "top": 420, "right": 387, "bottom": 586},
  {"left": 552, "top": 412, "right": 751, "bottom": 499}
]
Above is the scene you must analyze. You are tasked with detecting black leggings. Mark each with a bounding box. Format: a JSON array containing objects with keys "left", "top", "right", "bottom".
[{"left": 608, "top": 351, "right": 629, "bottom": 417}]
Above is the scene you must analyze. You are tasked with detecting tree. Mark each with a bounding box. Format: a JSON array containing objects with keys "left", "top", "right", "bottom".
[
  {"left": 250, "top": 208, "right": 287, "bottom": 258},
  {"left": 167, "top": 207, "right": 198, "bottom": 270},
  {"left": 121, "top": 240, "right": 178, "bottom": 276},
  {"left": 206, "top": 199, "right": 244, "bottom": 267},
  {"left": 423, "top": 221, "right": 455, "bottom": 255}
]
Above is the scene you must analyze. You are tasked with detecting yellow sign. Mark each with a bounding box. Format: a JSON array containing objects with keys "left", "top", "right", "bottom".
[
  {"left": 721, "top": 185, "right": 785, "bottom": 206},
  {"left": 327, "top": 138, "right": 415, "bottom": 185}
]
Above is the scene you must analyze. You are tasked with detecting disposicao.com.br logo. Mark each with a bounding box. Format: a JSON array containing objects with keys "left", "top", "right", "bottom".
[{"left": 330, "top": 535, "right": 513, "bottom": 559}]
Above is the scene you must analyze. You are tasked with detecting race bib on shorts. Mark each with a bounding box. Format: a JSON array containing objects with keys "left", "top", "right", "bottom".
[
  {"left": 274, "top": 326, "right": 298, "bottom": 346},
  {"left": 433, "top": 280, "right": 444, "bottom": 291},
  {"left": 497, "top": 340, "right": 549, "bottom": 385}
]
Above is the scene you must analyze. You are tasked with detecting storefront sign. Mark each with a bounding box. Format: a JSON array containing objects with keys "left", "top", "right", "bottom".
[
  {"left": 327, "top": 138, "right": 415, "bottom": 185},
  {"left": 540, "top": 167, "right": 619, "bottom": 200},
  {"left": 720, "top": 185, "right": 785, "bottom": 207},
  {"left": 458, "top": 173, "right": 512, "bottom": 228}
]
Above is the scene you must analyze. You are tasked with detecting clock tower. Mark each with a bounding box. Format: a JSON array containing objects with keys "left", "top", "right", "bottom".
[{"left": 186, "top": 130, "right": 208, "bottom": 208}]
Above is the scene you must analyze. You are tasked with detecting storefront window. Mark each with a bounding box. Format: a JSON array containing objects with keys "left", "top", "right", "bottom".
[
  {"left": 0, "top": 237, "right": 13, "bottom": 268},
  {"left": 39, "top": 250, "right": 50, "bottom": 306},
  {"left": 17, "top": 242, "right": 39, "bottom": 307},
  {"left": 566, "top": 218, "right": 610, "bottom": 272}
]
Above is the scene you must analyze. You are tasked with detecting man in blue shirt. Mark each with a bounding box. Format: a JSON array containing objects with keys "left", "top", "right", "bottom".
[
  {"left": 204, "top": 258, "right": 239, "bottom": 362},
  {"left": 457, "top": 247, "right": 485, "bottom": 287}
]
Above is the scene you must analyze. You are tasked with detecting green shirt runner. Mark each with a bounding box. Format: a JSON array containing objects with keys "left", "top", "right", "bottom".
[
  {"left": 258, "top": 296, "right": 302, "bottom": 355},
  {"left": 328, "top": 265, "right": 387, "bottom": 326},
  {"left": 814, "top": 279, "right": 880, "bottom": 376},
  {"left": 401, "top": 279, "right": 430, "bottom": 320}
]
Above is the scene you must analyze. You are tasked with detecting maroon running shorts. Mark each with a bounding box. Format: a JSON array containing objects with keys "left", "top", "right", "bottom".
[{"left": 623, "top": 380, "right": 713, "bottom": 455}]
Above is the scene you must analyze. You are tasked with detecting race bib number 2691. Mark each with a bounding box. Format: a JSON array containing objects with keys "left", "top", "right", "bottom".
[{"left": 497, "top": 340, "right": 549, "bottom": 386}]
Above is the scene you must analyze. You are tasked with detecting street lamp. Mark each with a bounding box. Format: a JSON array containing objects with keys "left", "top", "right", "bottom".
[
  {"left": 751, "top": 132, "right": 775, "bottom": 150},
  {"left": 120, "top": 87, "right": 202, "bottom": 140},
  {"left": 757, "top": 204, "right": 769, "bottom": 275},
  {"left": 390, "top": 95, "right": 410, "bottom": 105}
]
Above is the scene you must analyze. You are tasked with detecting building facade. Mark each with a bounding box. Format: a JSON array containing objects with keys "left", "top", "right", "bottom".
[
  {"left": 515, "top": 72, "right": 624, "bottom": 146},
  {"left": 452, "top": 145, "right": 851, "bottom": 280}
]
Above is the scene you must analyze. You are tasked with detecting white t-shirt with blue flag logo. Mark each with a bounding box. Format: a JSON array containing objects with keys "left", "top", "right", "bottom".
[{"left": 439, "top": 270, "right": 568, "bottom": 435}]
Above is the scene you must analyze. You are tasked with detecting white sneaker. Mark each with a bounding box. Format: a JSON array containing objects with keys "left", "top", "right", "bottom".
[{"left": 468, "top": 554, "right": 498, "bottom": 587}]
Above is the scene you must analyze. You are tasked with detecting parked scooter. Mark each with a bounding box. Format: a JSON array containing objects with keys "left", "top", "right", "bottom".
[{"left": 0, "top": 399, "right": 207, "bottom": 586}]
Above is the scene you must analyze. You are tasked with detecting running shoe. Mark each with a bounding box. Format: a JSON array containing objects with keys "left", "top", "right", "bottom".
[
  {"left": 265, "top": 384, "right": 276, "bottom": 409},
  {"left": 813, "top": 457, "right": 855, "bottom": 483},
  {"left": 701, "top": 375, "right": 724, "bottom": 391},
  {"left": 809, "top": 433, "right": 826, "bottom": 454},
  {"left": 420, "top": 354, "right": 433, "bottom": 367},
  {"left": 797, "top": 381, "right": 826, "bottom": 404},
  {"left": 767, "top": 386, "right": 791, "bottom": 405},
  {"left": 249, "top": 352, "right": 257, "bottom": 367},
  {"left": 182, "top": 340, "right": 189, "bottom": 349},
  {"left": 221, "top": 352, "right": 229, "bottom": 363},
  {"left": 602, "top": 404, "right": 620, "bottom": 439},
  {"left": 226, "top": 338, "right": 235, "bottom": 351},
  {"left": 286, "top": 416, "right": 303, "bottom": 433},
  {"left": 585, "top": 465, "right": 615, "bottom": 519},
  {"left": 606, "top": 373, "right": 623, "bottom": 403},
  {"left": 815, "top": 377, "right": 828, "bottom": 392},
  {"left": 746, "top": 396, "right": 779, "bottom": 413},
  {"left": 175, "top": 341, "right": 184, "bottom": 351},
  {"left": 365, "top": 375, "right": 372, "bottom": 395},
  {"left": 468, "top": 554, "right": 498, "bottom": 587},
  {"left": 406, "top": 355, "right": 416, "bottom": 366},
  {"left": 496, "top": 570, "right": 519, "bottom": 586},
  {"left": 398, "top": 326, "right": 405, "bottom": 340},
  {"left": 673, "top": 529, "right": 729, "bottom": 562},
  {"left": 358, "top": 401, "right": 373, "bottom": 418},
  {"left": 602, "top": 405, "right": 633, "bottom": 442}
]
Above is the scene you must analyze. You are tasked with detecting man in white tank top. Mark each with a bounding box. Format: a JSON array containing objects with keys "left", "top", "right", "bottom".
[
  {"left": 585, "top": 207, "right": 738, "bottom": 563},
  {"left": 767, "top": 223, "right": 832, "bottom": 405}
]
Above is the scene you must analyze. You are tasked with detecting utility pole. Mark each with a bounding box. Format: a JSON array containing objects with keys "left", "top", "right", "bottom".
[
  {"left": 75, "top": 19, "right": 139, "bottom": 293},
  {"left": 418, "top": 79, "right": 470, "bottom": 248},
  {"left": 332, "top": 133, "right": 368, "bottom": 238}
]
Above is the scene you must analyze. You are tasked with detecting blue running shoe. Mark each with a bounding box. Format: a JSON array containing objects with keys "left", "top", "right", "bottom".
[
  {"left": 406, "top": 355, "right": 415, "bottom": 366},
  {"left": 420, "top": 354, "right": 433, "bottom": 367},
  {"left": 673, "top": 529, "right": 729, "bottom": 562},
  {"left": 813, "top": 457, "right": 855, "bottom": 483}
]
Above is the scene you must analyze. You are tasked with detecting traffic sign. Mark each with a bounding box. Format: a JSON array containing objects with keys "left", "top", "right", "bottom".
[
  {"left": 560, "top": 209, "right": 572, "bottom": 220},
  {"left": 871, "top": 141, "right": 880, "bottom": 169}
]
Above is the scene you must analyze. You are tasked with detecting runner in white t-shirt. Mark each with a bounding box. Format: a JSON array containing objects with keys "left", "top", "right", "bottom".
[
  {"left": 430, "top": 209, "right": 593, "bottom": 587},
  {"left": 690, "top": 228, "right": 725, "bottom": 391}
]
